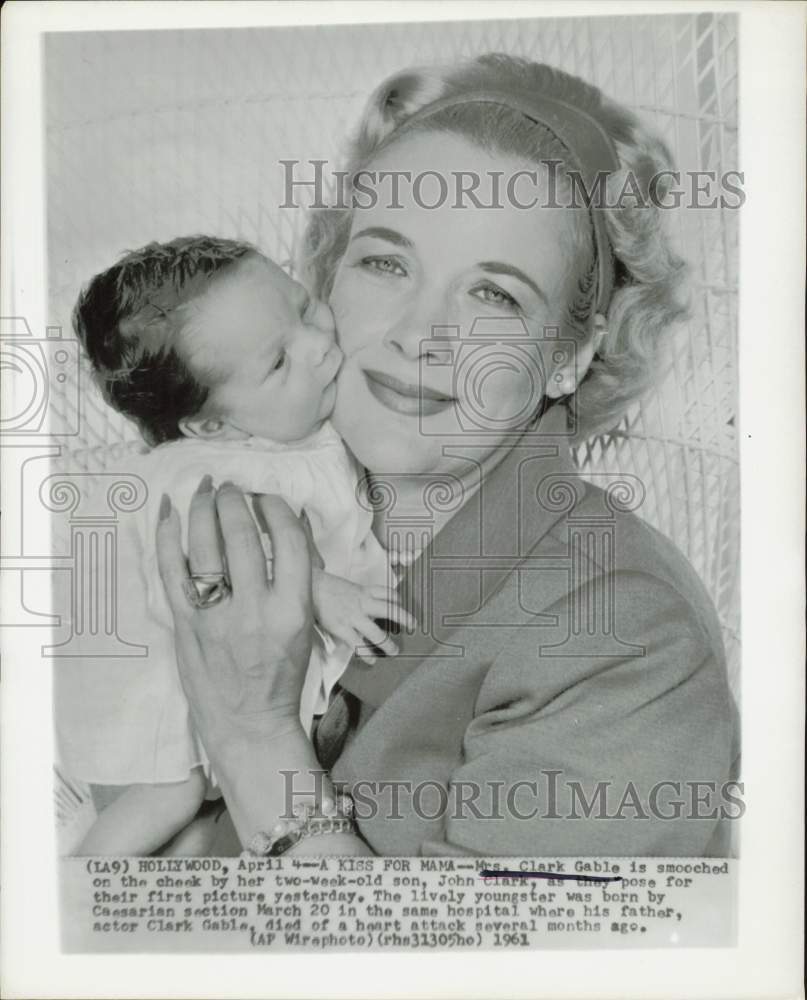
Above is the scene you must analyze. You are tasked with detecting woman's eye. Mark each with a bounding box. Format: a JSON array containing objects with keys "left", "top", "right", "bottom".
[
  {"left": 471, "top": 284, "right": 520, "bottom": 310},
  {"left": 360, "top": 255, "right": 406, "bottom": 277},
  {"left": 271, "top": 351, "right": 286, "bottom": 372}
]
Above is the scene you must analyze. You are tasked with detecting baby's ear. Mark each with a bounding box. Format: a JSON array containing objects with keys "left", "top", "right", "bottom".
[{"left": 178, "top": 415, "right": 249, "bottom": 441}]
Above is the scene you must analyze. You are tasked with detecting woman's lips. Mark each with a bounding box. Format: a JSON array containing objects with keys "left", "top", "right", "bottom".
[{"left": 362, "top": 368, "right": 455, "bottom": 417}]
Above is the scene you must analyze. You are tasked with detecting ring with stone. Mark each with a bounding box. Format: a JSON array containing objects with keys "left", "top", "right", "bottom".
[{"left": 183, "top": 572, "right": 231, "bottom": 609}]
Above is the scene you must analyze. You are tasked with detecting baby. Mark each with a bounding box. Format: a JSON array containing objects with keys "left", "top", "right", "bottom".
[{"left": 57, "top": 235, "right": 408, "bottom": 855}]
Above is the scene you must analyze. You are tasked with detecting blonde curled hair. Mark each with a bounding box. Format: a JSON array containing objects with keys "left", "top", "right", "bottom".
[{"left": 302, "top": 53, "right": 689, "bottom": 440}]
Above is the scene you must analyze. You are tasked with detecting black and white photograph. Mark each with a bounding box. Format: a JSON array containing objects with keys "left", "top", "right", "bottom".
[{"left": 1, "top": 1, "right": 803, "bottom": 997}]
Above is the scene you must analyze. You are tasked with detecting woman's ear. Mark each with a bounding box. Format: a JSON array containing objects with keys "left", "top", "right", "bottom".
[
  {"left": 178, "top": 415, "right": 250, "bottom": 441},
  {"left": 545, "top": 314, "right": 607, "bottom": 399}
]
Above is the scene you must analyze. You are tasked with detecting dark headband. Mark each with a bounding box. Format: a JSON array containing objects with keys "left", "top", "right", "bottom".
[{"left": 397, "top": 88, "right": 620, "bottom": 313}]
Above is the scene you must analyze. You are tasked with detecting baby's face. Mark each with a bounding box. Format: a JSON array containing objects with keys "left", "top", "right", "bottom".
[{"left": 183, "top": 254, "right": 342, "bottom": 442}]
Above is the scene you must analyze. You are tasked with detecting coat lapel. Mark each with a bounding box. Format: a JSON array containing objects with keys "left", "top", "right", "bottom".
[{"left": 340, "top": 406, "right": 579, "bottom": 707}]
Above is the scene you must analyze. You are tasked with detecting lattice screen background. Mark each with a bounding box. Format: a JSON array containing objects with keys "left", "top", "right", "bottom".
[{"left": 44, "top": 13, "right": 740, "bottom": 694}]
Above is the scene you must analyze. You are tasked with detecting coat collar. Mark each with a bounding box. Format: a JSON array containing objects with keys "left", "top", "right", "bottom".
[{"left": 340, "top": 405, "right": 578, "bottom": 707}]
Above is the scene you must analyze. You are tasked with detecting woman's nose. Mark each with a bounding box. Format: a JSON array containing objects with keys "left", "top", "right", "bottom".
[{"left": 384, "top": 294, "right": 449, "bottom": 361}]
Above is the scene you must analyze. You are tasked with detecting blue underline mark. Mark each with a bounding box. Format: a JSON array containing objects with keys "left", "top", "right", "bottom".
[{"left": 479, "top": 869, "right": 623, "bottom": 883}]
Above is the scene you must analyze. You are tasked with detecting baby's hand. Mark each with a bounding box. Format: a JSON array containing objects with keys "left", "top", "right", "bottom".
[{"left": 312, "top": 571, "right": 416, "bottom": 665}]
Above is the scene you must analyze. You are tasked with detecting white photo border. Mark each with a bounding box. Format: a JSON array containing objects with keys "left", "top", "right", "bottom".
[{"left": 1, "top": 2, "right": 804, "bottom": 998}]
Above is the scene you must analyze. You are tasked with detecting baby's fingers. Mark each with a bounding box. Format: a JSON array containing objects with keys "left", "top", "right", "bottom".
[
  {"left": 358, "top": 618, "right": 399, "bottom": 658},
  {"left": 364, "top": 597, "right": 417, "bottom": 633},
  {"left": 339, "top": 625, "right": 378, "bottom": 665},
  {"left": 387, "top": 603, "right": 418, "bottom": 633},
  {"left": 328, "top": 621, "right": 362, "bottom": 649}
]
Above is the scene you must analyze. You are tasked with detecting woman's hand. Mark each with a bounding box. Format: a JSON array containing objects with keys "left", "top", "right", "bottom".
[
  {"left": 154, "top": 478, "right": 372, "bottom": 856},
  {"left": 155, "top": 478, "right": 314, "bottom": 752}
]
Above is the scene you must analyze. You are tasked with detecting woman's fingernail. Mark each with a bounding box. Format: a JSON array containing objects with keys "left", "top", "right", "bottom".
[
  {"left": 196, "top": 474, "right": 214, "bottom": 494},
  {"left": 158, "top": 494, "right": 172, "bottom": 521},
  {"left": 218, "top": 480, "right": 237, "bottom": 492},
  {"left": 251, "top": 495, "right": 269, "bottom": 533}
]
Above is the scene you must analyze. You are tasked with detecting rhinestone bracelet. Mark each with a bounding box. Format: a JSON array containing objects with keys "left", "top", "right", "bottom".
[{"left": 241, "top": 792, "right": 355, "bottom": 858}]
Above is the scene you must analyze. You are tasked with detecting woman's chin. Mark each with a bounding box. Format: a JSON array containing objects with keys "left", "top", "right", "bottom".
[
  {"left": 354, "top": 439, "right": 444, "bottom": 477},
  {"left": 332, "top": 392, "right": 435, "bottom": 474}
]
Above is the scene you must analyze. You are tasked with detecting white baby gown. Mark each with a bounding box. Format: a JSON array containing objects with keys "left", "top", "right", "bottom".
[{"left": 55, "top": 422, "right": 389, "bottom": 786}]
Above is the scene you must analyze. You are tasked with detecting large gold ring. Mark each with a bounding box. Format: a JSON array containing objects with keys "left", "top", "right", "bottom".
[{"left": 183, "top": 573, "right": 231, "bottom": 609}]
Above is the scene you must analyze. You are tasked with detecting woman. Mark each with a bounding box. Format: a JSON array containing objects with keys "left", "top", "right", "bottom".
[{"left": 156, "top": 55, "right": 739, "bottom": 857}]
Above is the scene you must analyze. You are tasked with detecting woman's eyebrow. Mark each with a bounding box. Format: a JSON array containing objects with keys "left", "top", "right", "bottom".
[
  {"left": 351, "top": 226, "right": 413, "bottom": 248},
  {"left": 478, "top": 261, "right": 549, "bottom": 307}
]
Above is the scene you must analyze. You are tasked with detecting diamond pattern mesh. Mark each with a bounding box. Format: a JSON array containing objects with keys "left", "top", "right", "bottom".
[{"left": 44, "top": 14, "right": 739, "bottom": 694}]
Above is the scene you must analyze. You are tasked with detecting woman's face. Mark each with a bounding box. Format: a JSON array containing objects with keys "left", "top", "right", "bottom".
[{"left": 329, "top": 131, "right": 581, "bottom": 477}]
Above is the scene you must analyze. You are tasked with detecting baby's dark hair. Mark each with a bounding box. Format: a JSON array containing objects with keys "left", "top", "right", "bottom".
[{"left": 73, "top": 234, "right": 256, "bottom": 446}]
